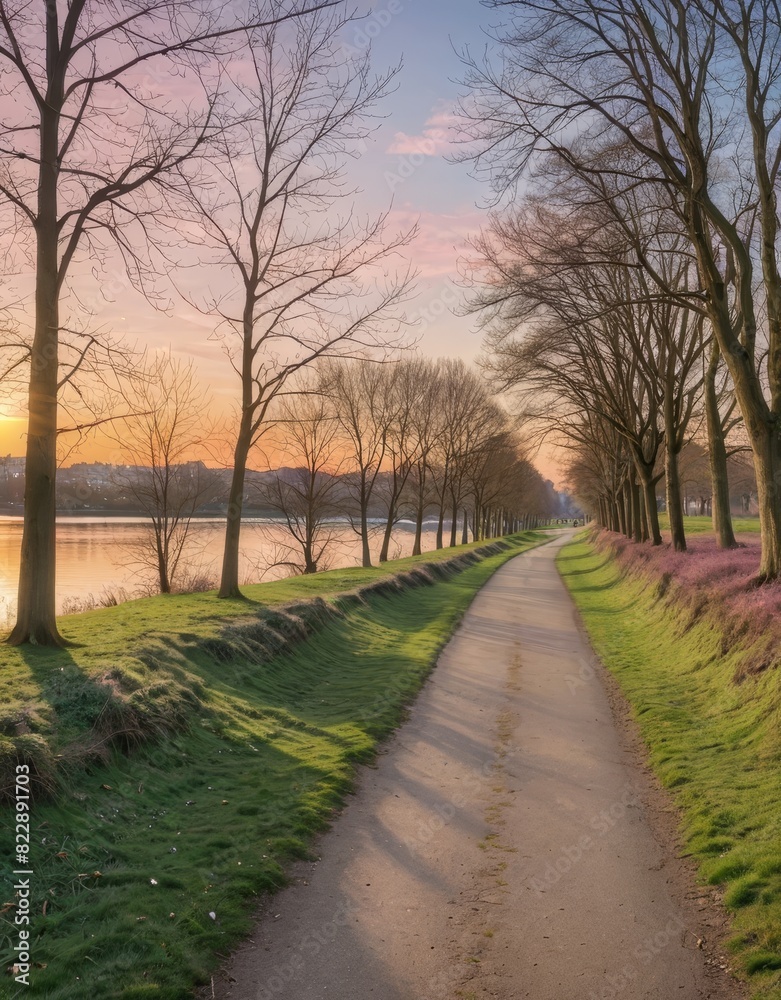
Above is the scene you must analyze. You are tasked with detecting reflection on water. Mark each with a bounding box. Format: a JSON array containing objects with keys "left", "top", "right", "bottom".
[{"left": 0, "top": 516, "right": 444, "bottom": 617}]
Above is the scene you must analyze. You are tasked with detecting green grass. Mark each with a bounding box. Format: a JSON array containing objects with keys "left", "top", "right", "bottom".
[
  {"left": 0, "top": 533, "right": 544, "bottom": 741},
  {"left": 558, "top": 538, "right": 781, "bottom": 1000},
  {"left": 0, "top": 531, "right": 548, "bottom": 999},
  {"left": 658, "top": 513, "right": 761, "bottom": 534}
]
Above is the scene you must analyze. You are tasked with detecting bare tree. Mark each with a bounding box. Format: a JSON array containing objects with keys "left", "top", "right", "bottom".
[
  {"left": 326, "top": 359, "right": 397, "bottom": 568},
  {"left": 376, "top": 358, "right": 429, "bottom": 562},
  {"left": 0, "top": 0, "right": 339, "bottom": 644},
  {"left": 110, "top": 354, "right": 220, "bottom": 594},
  {"left": 176, "top": 6, "right": 413, "bottom": 598},
  {"left": 472, "top": 199, "right": 671, "bottom": 544},
  {"left": 461, "top": 0, "right": 781, "bottom": 578},
  {"left": 406, "top": 359, "right": 445, "bottom": 555},
  {"left": 255, "top": 387, "right": 343, "bottom": 575},
  {"left": 430, "top": 359, "right": 496, "bottom": 549}
]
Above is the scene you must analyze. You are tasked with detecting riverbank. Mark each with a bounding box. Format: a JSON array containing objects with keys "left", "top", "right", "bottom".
[
  {"left": 558, "top": 533, "right": 781, "bottom": 1000},
  {"left": 0, "top": 516, "right": 467, "bottom": 617},
  {"left": 0, "top": 531, "right": 548, "bottom": 999}
]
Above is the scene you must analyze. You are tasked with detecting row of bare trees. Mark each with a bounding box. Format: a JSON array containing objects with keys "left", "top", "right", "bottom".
[
  {"left": 256, "top": 357, "right": 555, "bottom": 576},
  {"left": 0, "top": 2, "right": 419, "bottom": 644},
  {"left": 46, "top": 352, "right": 553, "bottom": 598},
  {"left": 460, "top": 0, "right": 781, "bottom": 574}
]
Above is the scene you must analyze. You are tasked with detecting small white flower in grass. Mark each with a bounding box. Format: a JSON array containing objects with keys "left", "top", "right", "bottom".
[
  {"left": 209, "top": 911, "right": 217, "bottom": 921},
  {"left": 150, "top": 879, "right": 158, "bottom": 885}
]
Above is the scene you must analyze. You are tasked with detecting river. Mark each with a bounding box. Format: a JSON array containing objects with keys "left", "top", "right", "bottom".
[{"left": 0, "top": 516, "right": 445, "bottom": 621}]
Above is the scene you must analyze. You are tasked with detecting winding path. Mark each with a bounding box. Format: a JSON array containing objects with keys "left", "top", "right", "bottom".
[{"left": 214, "top": 532, "right": 741, "bottom": 1000}]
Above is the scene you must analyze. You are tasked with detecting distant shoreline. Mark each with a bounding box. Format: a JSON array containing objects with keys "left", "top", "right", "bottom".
[{"left": 0, "top": 510, "right": 438, "bottom": 528}]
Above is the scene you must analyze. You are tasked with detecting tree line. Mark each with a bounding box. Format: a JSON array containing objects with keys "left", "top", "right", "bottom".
[
  {"left": 459, "top": 0, "right": 781, "bottom": 573},
  {"left": 0, "top": 2, "right": 414, "bottom": 644},
  {"left": 115, "top": 355, "right": 555, "bottom": 594}
]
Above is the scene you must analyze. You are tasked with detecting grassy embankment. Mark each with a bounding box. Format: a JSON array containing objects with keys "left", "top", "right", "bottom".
[
  {"left": 0, "top": 530, "right": 549, "bottom": 1000},
  {"left": 558, "top": 533, "right": 781, "bottom": 1000}
]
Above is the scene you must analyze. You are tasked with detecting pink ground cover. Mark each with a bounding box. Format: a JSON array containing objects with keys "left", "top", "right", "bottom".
[{"left": 597, "top": 529, "right": 781, "bottom": 643}]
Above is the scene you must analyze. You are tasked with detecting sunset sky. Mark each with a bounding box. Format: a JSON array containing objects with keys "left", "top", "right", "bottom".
[{"left": 0, "top": 1, "right": 559, "bottom": 480}]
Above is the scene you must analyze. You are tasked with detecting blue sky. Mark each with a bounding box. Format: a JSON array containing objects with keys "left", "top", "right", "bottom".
[
  {"left": 5, "top": 2, "right": 542, "bottom": 469},
  {"left": 83, "top": 0, "right": 501, "bottom": 382},
  {"left": 347, "top": 0, "right": 498, "bottom": 357}
]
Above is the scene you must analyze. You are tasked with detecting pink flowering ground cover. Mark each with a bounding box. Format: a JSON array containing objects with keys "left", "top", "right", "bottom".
[{"left": 594, "top": 529, "right": 781, "bottom": 677}]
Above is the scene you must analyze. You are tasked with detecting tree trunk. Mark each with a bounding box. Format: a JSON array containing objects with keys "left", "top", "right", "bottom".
[
  {"left": 639, "top": 488, "right": 649, "bottom": 542},
  {"left": 360, "top": 496, "right": 372, "bottom": 568},
  {"left": 617, "top": 486, "right": 628, "bottom": 536},
  {"left": 156, "top": 533, "right": 171, "bottom": 594},
  {"left": 630, "top": 477, "right": 642, "bottom": 543},
  {"left": 640, "top": 481, "right": 661, "bottom": 545},
  {"left": 623, "top": 481, "right": 634, "bottom": 539},
  {"left": 665, "top": 443, "right": 686, "bottom": 552},
  {"left": 698, "top": 270, "right": 781, "bottom": 576},
  {"left": 704, "top": 341, "right": 737, "bottom": 549},
  {"left": 412, "top": 493, "right": 424, "bottom": 556},
  {"left": 449, "top": 496, "right": 458, "bottom": 547},
  {"left": 632, "top": 458, "right": 662, "bottom": 545},
  {"left": 9, "top": 85, "right": 63, "bottom": 645},
  {"left": 219, "top": 422, "right": 252, "bottom": 599},
  {"left": 750, "top": 429, "right": 781, "bottom": 580},
  {"left": 436, "top": 505, "right": 445, "bottom": 549},
  {"left": 379, "top": 501, "right": 395, "bottom": 563},
  {"left": 462, "top": 509, "right": 469, "bottom": 544}
]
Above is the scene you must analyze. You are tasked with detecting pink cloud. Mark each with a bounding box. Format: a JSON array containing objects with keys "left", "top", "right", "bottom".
[
  {"left": 388, "top": 205, "right": 484, "bottom": 278},
  {"left": 386, "top": 108, "right": 460, "bottom": 157}
]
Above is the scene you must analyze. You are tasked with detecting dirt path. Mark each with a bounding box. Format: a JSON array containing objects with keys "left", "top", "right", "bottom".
[{"left": 212, "top": 532, "right": 742, "bottom": 1000}]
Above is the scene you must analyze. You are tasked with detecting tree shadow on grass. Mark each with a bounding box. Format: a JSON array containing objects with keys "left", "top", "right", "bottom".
[{"left": 559, "top": 555, "right": 614, "bottom": 576}]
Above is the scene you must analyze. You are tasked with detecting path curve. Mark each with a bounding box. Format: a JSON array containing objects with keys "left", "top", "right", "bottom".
[{"left": 213, "top": 532, "right": 741, "bottom": 1000}]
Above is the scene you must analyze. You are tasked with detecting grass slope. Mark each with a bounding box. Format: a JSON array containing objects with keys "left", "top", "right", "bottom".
[
  {"left": 0, "top": 531, "right": 547, "bottom": 999},
  {"left": 558, "top": 537, "right": 781, "bottom": 1000}
]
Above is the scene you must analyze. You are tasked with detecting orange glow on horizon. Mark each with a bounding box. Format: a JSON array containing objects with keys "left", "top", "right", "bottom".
[{"left": 3, "top": 412, "right": 565, "bottom": 486}]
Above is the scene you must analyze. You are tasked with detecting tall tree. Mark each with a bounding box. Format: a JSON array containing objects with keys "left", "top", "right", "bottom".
[
  {"left": 256, "top": 388, "right": 343, "bottom": 576},
  {"left": 471, "top": 201, "right": 670, "bottom": 545},
  {"left": 326, "top": 359, "right": 397, "bottom": 568},
  {"left": 377, "top": 358, "right": 427, "bottom": 563},
  {"left": 462, "top": 0, "right": 781, "bottom": 578},
  {"left": 430, "top": 359, "right": 494, "bottom": 549},
  {"left": 406, "top": 359, "right": 445, "bottom": 556},
  {"left": 110, "top": 355, "right": 219, "bottom": 594},
  {"left": 177, "top": 4, "right": 412, "bottom": 599},
  {"left": 0, "top": 0, "right": 337, "bottom": 644}
]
